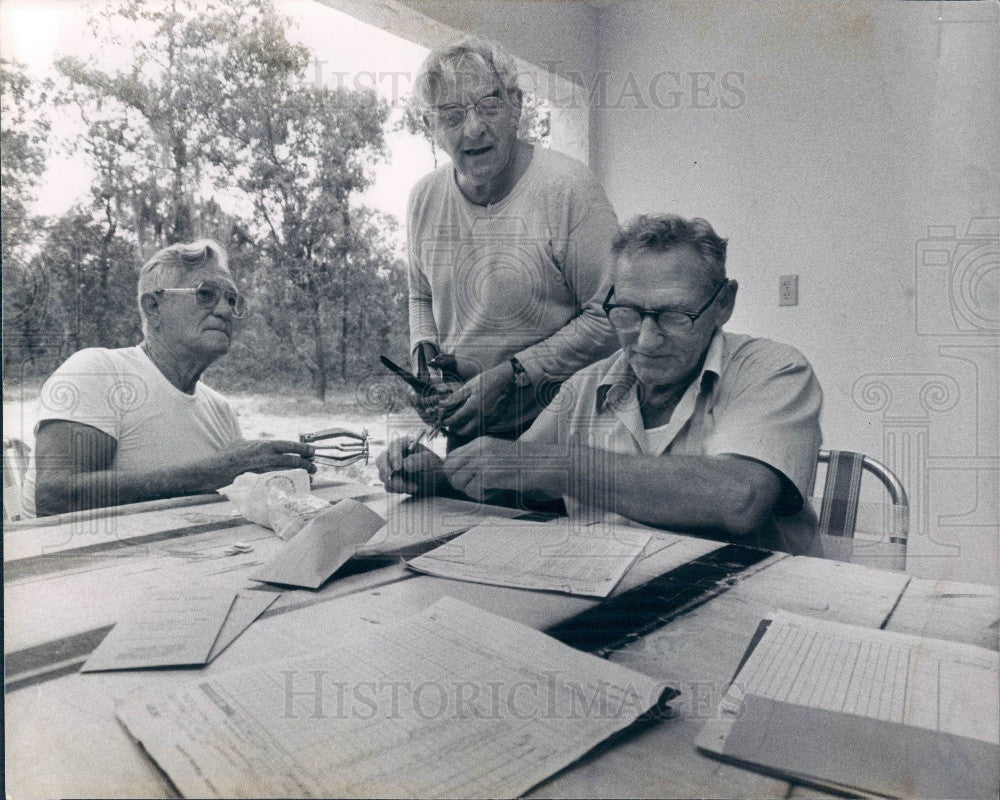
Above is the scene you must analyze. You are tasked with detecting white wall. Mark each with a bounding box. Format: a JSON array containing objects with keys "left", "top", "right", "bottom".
[{"left": 591, "top": 0, "right": 999, "bottom": 582}]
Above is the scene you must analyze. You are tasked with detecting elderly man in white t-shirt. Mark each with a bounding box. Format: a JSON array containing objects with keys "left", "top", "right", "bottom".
[{"left": 23, "top": 240, "right": 315, "bottom": 517}]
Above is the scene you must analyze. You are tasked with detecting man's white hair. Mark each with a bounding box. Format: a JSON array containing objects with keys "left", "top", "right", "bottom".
[
  {"left": 137, "top": 239, "right": 230, "bottom": 336},
  {"left": 415, "top": 35, "right": 522, "bottom": 107}
]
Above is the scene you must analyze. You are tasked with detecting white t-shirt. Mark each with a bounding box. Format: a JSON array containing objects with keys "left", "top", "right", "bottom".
[{"left": 22, "top": 346, "right": 242, "bottom": 516}]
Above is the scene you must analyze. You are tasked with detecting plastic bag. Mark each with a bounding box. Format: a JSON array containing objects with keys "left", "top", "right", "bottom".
[
  {"left": 218, "top": 469, "right": 312, "bottom": 527},
  {"left": 266, "top": 487, "right": 332, "bottom": 540}
]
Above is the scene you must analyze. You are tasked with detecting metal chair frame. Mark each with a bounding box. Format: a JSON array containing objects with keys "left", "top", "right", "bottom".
[{"left": 815, "top": 449, "right": 909, "bottom": 546}]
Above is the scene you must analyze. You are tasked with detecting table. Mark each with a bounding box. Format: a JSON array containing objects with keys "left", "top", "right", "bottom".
[{"left": 4, "top": 485, "right": 998, "bottom": 799}]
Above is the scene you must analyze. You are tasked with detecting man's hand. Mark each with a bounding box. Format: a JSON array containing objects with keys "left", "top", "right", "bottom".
[
  {"left": 207, "top": 439, "right": 317, "bottom": 487},
  {"left": 443, "top": 437, "right": 565, "bottom": 502},
  {"left": 376, "top": 436, "right": 445, "bottom": 495},
  {"left": 407, "top": 345, "right": 459, "bottom": 426},
  {"left": 438, "top": 362, "right": 514, "bottom": 439},
  {"left": 409, "top": 384, "right": 459, "bottom": 427}
]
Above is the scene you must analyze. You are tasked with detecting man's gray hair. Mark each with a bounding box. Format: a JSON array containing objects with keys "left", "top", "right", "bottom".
[
  {"left": 612, "top": 215, "right": 728, "bottom": 284},
  {"left": 415, "top": 35, "right": 521, "bottom": 107},
  {"left": 137, "top": 239, "right": 229, "bottom": 334}
]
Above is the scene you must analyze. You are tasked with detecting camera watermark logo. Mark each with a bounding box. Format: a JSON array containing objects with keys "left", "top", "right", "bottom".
[
  {"left": 851, "top": 217, "right": 998, "bottom": 571},
  {"left": 915, "top": 218, "right": 999, "bottom": 336}
]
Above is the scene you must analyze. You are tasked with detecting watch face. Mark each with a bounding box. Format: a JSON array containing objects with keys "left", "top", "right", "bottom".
[{"left": 511, "top": 359, "right": 530, "bottom": 387}]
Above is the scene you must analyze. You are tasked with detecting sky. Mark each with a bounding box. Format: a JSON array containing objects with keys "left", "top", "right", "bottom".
[{"left": 0, "top": 0, "right": 438, "bottom": 238}]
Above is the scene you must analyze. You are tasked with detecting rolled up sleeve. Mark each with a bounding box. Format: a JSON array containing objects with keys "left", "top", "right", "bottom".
[
  {"left": 513, "top": 194, "right": 620, "bottom": 384},
  {"left": 705, "top": 348, "right": 823, "bottom": 512}
]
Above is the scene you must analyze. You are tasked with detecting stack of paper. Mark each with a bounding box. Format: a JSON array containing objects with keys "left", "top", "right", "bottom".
[
  {"left": 406, "top": 519, "right": 652, "bottom": 597},
  {"left": 82, "top": 588, "right": 277, "bottom": 672},
  {"left": 698, "top": 611, "right": 1000, "bottom": 798},
  {"left": 117, "top": 596, "right": 673, "bottom": 798}
]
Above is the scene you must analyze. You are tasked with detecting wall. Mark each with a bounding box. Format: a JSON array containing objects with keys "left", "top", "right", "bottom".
[{"left": 591, "top": 0, "right": 999, "bottom": 582}]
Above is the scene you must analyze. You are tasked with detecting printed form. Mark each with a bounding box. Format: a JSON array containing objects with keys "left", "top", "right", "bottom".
[
  {"left": 698, "top": 611, "right": 999, "bottom": 798},
  {"left": 117, "top": 596, "right": 670, "bottom": 799},
  {"left": 82, "top": 587, "right": 237, "bottom": 671},
  {"left": 406, "top": 520, "right": 652, "bottom": 597},
  {"left": 358, "top": 495, "right": 525, "bottom": 556}
]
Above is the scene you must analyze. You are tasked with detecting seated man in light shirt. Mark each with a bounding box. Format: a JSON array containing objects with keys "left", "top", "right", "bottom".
[
  {"left": 378, "top": 215, "right": 823, "bottom": 555},
  {"left": 23, "top": 239, "right": 315, "bottom": 517}
]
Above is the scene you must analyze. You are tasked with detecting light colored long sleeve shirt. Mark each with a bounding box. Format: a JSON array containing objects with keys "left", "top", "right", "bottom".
[{"left": 407, "top": 146, "right": 620, "bottom": 396}]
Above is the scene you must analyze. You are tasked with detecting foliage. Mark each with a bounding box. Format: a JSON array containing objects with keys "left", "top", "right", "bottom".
[
  {"left": 1, "top": 59, "right": 52, "bottom": 374},
  {"left": 4, "top": 0, "right": 410, "bottom": 399},
  {"left": 203, "top": 8, "right": 399, "bottom": 398},
  {"left": 1, "top": 59, "right": 49, "bottom": 259}
]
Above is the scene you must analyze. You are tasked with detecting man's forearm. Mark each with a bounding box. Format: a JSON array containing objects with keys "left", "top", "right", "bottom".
[
  {"left": 515, "top": 307, "right": 618, "bottom": 383},
  {"left": 34, "top": 462, "right": 228, "bottom": 516},
  {"left": 545, "top": 447, "right": 778, "bottom": 537},
  {"left": 408, "top": 294, "right": 438, "bottom": 358}
]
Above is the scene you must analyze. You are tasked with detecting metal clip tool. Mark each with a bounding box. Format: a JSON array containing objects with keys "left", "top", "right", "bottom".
[{"left": 299, "top": 427, "right": 371, "bottom": 466}]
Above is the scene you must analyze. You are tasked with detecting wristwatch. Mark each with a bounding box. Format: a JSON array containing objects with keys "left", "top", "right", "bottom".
[{"left": 510, "top": 357, "right": 532, "bottom": 388}]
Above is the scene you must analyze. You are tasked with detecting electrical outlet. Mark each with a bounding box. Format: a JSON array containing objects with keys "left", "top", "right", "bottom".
[{"left": 779, "top": 274, "right": 799, "bottom": 306}]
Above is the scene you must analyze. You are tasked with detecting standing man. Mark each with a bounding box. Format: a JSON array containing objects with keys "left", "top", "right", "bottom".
[{"left": 407, "top": 36, "right": 619, "bottom": 446}]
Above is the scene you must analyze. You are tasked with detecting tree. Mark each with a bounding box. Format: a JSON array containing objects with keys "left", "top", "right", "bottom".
[
  {"left": 206, "top": 13, "right": 398, "bottom": 399},
  {"left": 1, "top": 58, "right": 51, "bottom": 372},
  {"left": 396, "top": 90, "right": 551, "bottom": 168},
  {"left": 12, "top": 0, "right": 407, "bottom": 394},
  {"left": 55, "top": 0, "right": 276, "bottom": 252},
  {"left": 29, "top": 209, "right": 141, "bottom": 358}
]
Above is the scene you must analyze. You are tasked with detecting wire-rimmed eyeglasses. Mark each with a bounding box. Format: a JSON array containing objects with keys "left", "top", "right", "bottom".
[
  {"left": 602, "top": 280, "right": 728, "bottom": 334},
  {"left": 427, "top": 92, "right": 507, "bottom": 129},
  {"left": 158, "top": 282, "right": 247, "bottom": 318}
]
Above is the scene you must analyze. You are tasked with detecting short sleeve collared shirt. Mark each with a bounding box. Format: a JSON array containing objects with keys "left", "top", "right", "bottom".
[{"left": 521, "top": 331, "right": 824, "bottom": 554}]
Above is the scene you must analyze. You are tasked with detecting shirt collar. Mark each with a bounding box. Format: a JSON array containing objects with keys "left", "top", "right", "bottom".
[{"left": 596, "top": 330, "right": 725, "bottom": 414}]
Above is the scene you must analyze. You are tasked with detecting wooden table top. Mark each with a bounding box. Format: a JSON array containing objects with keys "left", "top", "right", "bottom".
[{"left": 4, "top": 487, "right": 998, "bottom": 799}]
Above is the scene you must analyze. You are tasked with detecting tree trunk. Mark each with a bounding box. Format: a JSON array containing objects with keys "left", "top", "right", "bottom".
[
  {"left": 312, "top": 367, "right": 327, "bottom": 401},
  {"left": 340, "top": 303, "right": 347, "bottom": 380},
  {"left": 311, "top": 300, "right": 327, "bottom": 401}
]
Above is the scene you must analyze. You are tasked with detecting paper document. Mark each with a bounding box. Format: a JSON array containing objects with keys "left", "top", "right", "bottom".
[
  {"left": 82, "top": 588, "right": 237, "bottom": 672},
  {"left": 206, "top": 591, "right": 279, "bottom": 662},
  {"left": 406, "top": 520, "right": 652, "bottom": 597},
  {"left": 698, "top": 611, "right": 1000, "bottom": 798},
  {"left": 357, "top": 495, "right": 525, "bottom": 556},
  {"left": 313, "top": 482, "right": 382, "bottom": 504},
  {"left": 117, "top": 596, "right": 671, "bottom": 799},
  {"left": 250, "top": 499, "right": 385, "bottom": 588}
]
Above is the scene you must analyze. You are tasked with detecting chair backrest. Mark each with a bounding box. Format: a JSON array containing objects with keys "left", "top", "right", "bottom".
[
  {"left": 3, "top": 437, "right": 32, "bottom": 522},
  {"left": 811, "top": 449, "right": 909, "bottom": 570}
]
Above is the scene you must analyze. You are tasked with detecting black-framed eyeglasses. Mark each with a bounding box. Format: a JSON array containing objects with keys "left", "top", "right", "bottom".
[
  {"left": 427, "top": 91, "right": 507, "bottom": 129},
  {"left": 158, "top": 282, "right": 246, "bottom": 318},
  {"left": 602, "top": 280, "right": 728, "bottom": 334}
]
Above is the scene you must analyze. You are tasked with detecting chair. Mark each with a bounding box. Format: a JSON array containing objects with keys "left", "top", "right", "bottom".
[
  {"left": 3, "top": 437, "right": 32, "bottom": 522},
  {"left": 810, "top": 449, "right": 909, "bottom": 569}
]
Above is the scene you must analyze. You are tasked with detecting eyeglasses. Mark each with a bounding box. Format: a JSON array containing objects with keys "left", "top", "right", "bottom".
[
  {"left": 158, "top": 282, "right": 246, "bottom": 318},
  {"left": 428, "top": 92, "right": 507, "bottom": 129},
  {"left": 602, "top": 280, "right": 728, "bottom": 334}
]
